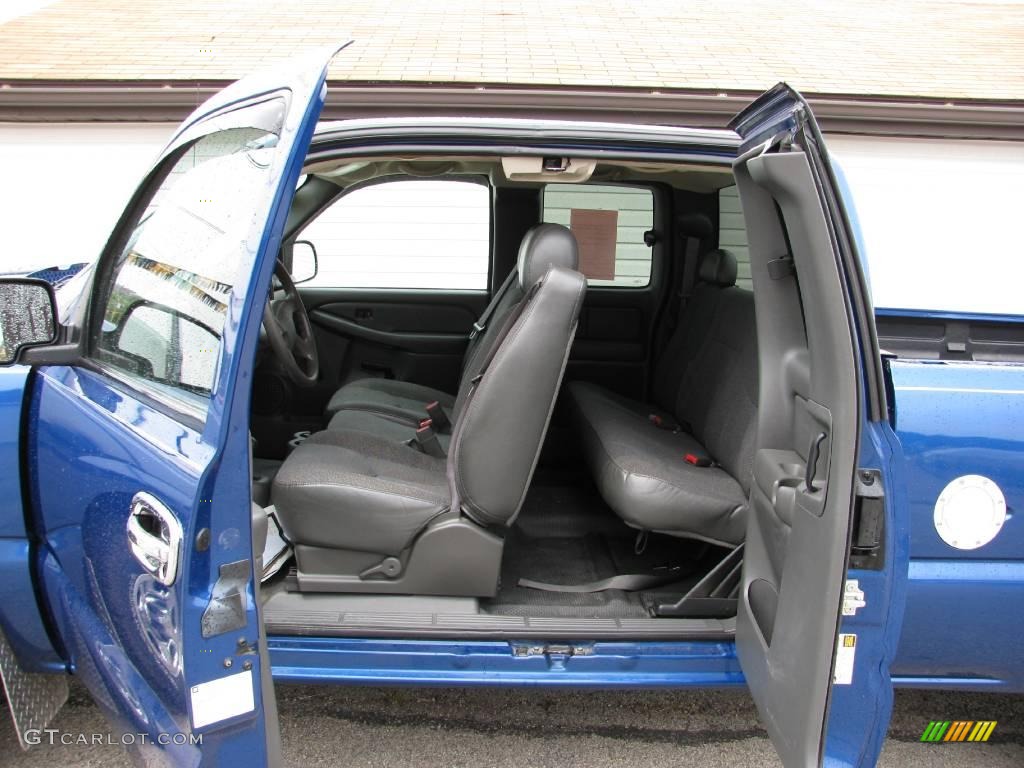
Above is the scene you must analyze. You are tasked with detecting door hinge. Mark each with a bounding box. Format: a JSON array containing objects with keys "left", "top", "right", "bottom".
[
  {"left": 201, "top": 559, "right": 251, "bottom": 638},
  {"left": 850, "top": 469, "right": 885, "bottom": 570}
]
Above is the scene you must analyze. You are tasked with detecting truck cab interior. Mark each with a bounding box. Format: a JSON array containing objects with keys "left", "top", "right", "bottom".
[{"left": 247, "top": 122, "right": 857, "bottom": 644}]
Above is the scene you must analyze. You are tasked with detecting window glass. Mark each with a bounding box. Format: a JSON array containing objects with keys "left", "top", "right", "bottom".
[
  {"left": 718, "top": 185, "right": 753, "bottom": 290},
  {"left": 543, "top": 184, "right": 654, "bottom": 287},
  {"left": 92, "top": 110, "right": 286, "bottom": 413},
  {"left": 300, "top": 179, "right": 490, "bottom": 289},
  {"left": 827, "top": 135, "right": 1024, "bottom": 316}
]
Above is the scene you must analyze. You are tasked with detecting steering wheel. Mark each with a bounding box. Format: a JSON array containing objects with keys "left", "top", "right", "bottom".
[{"left": 262, "top": 260, "right": 319, "bottom": 386}]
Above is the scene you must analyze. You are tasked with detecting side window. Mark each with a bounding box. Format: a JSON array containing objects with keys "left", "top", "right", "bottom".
[
  {"left": 300, "top": 179, "right": 490, "bottom": 289},
  {"left": 718, "top": 185, "right": 753, "bottom": 290},
  {"left": 116, "top": 305, "right": 218, "bottom": 391},
  {"left": 92, "top": 106, "right": 287, "bottom": 413},
  {"left": 543, "top": 183, "right": 654, "bottom": 287}
]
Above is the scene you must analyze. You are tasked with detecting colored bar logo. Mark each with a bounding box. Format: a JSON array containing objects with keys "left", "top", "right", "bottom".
[{"left": 920, "top": 721, "right": 997, "bottom": 742}]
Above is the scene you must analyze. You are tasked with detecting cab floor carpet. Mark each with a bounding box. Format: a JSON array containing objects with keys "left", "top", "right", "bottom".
[{"left": 482, "top": 476, "right": 706, "bottom": 618}]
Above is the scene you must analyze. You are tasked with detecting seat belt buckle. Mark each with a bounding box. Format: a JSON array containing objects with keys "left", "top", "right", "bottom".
[
  {"left": 469, "top": 321, "right": 485, "bottom": 340},
  {"left": 684, "top": 453, "right": 713, "bottom": 467},
  {"left": 425, "top": 400, "right": 450, "bottom": 431},
  {"left": 414, "top": 423, "right": 446, "bottom": 458}
]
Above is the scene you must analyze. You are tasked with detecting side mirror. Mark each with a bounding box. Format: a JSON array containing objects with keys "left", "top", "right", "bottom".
[
  {"left": 291, "top": 240, "right": 318, "bottom": 284},
  {"left": 0, "top": 279, "right": 58, "bottom": 365}
]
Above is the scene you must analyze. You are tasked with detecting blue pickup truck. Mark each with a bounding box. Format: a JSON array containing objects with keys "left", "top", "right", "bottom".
[{"left": 0, "top": 48, "right": 1020, "bottom": 767}]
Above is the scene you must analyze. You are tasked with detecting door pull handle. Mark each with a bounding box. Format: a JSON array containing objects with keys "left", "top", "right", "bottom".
[
  {"left": 805, "top": 432, "right": 827, "bottom": 493},
  {"left": 126, "top": 492, "right": 183, "bottom": 586}
]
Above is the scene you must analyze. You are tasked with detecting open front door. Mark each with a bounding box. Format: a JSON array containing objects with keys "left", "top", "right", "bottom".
[
  {"left": 22, "top": 46, "right": 343, "bottom": 765},
  {"left": 728, "top": 85, "right": 907, "bottom": 767}
]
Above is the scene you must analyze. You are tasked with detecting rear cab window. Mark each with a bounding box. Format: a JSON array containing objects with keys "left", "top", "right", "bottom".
[
  {"left": 718, "top": 185, "right": 753, "bottom": 291},
  {"left": 543, "top": 183, "right": 654, "bottom": 287}
]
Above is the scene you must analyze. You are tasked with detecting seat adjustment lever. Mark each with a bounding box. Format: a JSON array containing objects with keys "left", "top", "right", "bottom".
[{"left": 359, "top": 556, "right": 402, "bottom": 580}]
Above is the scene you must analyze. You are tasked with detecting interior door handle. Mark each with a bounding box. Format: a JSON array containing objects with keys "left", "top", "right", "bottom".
[
  {"left": 127, "top": 492, "right": 183, "bottom": 587},
  {"left": 805, "top": 432, "right": 828, "bottom": 493}
]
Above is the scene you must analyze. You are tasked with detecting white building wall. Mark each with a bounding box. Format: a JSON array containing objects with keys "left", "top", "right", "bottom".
[
  {"left": 0, "top": 123, "right": 174, "bottom": 273},
  {"left": 719, "top": 136, "right": 1024, "bottom": 314},
  {"left": 4, "top": 124, "right": 1021, "bottom": 317},
  {"left": 828, "top": 135, "right": 1024, "bottom": 315},
  {"left": 718, "top": 185, "right": 752, "bottom": 290}
]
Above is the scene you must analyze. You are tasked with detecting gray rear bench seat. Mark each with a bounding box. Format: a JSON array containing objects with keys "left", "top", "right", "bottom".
[{"left": 567, "top": 249, "right": 758, "bottom": 546}]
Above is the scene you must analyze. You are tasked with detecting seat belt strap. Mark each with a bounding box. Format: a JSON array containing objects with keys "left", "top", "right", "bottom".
[
  {"left": 469, "top": 267, "right": 517, "bottom": 342},
  {"left": 679, "top": 234, "right": 701, "bottom": 302},
  {"left": 662, "top": 233, "right": 701, "bottom": 347},
  {"left": 468, "top": 279, "right": 542, "bottom": 386},
  {"left": 517, "top": 568, "right": 685, "bottom": 593}
]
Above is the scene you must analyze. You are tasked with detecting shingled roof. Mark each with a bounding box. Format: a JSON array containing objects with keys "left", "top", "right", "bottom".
[{"left": 0, "top": 0, "right": 1022, "bottom": 101}]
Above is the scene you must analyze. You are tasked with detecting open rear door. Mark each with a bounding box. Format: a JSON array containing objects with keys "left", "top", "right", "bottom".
[{"left": 728, "top": 85, "right": 907, "bottom": 767}]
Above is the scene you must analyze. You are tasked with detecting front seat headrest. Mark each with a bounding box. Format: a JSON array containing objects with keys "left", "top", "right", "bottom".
[
  {"left": 698, "top": 248, "right": 738, "bottom": 287},
  {"left": 517, "top": 223, "right": 579, "bottom": 290}
]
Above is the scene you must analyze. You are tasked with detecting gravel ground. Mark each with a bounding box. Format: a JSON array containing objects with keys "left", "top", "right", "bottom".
[{"left": 1, "top": 682, "right": 1022, "bottom": 767}]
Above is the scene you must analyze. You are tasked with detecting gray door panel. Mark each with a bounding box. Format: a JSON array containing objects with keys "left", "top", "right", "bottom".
[
  {"left": 249, "top": 287, "right": 487, "bottom": 457},
  {"left": 567, "top": 287, "right": 659, "bottom": 401},
  {"left": 300, "top": 288, "right": 488, "bottom": 392},
  {"left": 733, "top": 144, "right": 860, "bottom": 767}
]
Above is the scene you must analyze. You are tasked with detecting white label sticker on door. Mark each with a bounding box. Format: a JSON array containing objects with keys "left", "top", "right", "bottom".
[
  {"left": 190, "top": 669, "right": 255, "bottom": 729},
  {"left": 833, "top": 634, "right": 857, "bottom": 685}
]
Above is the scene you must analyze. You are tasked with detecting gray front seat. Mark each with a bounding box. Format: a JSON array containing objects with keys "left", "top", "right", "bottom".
[
  {"left": 323, "top": 223, "right": 580, "bottom": 426},
  {"left": 273, "top": 228, "right": 586, "bottom": 595}
]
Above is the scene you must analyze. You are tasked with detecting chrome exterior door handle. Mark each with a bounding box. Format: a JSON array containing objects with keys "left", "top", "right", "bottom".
[{"left": 127, "top": 492, "right": 183, "bottom": 586}]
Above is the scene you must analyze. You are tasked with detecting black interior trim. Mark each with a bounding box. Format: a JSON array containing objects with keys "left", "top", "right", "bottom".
[
  {"left": 876, "top": 313, "right": 1024, "bottom": 362},
  {"left": 492, "top": 186, "right": 540, "bottom": 292},
  {"left": 310, "top": 310, "right": 469, "bottom": 354}
]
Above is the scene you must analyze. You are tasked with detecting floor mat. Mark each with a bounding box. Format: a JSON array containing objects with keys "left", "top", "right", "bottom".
[
  {"left": 483, "top": 473, "right": 708, "bottom": 619},
  {"left": 512, "top": 475, "right": 625, "bottom": 539},
  {"left": 486, "top": 531, "right": 652, "bottom": 618}
]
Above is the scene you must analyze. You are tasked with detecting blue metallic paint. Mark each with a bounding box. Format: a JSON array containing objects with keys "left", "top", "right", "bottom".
[
  {"left": 28, "top": 367, "right": 268, "bottom": 762},
  {"left": 0, "top": 365, "right": 63, "bottom": 671},
  {"left": 823, "top": 420, "right": 911, "bottom": 767},
  {"left": 268, "top": 637, "right": 745, "bottom": 688},
  {"left": 0, "top": 366, "right": 31, "bottom": 539},
  {"left": 875, "top": 307, "right": 1024, "bottom": 326},
  {"left": 0, "top": 539, "right": 65, "bottom": 673},
  {"left": 3, "top": 68, "right": 1016, "bottom": 768},
  {"left": 888, "top": 359, "right": 1024, "bottom": 691},
  {"left": 26, "top": 48, "right": 338, "bottom": 765}
]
